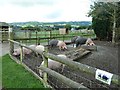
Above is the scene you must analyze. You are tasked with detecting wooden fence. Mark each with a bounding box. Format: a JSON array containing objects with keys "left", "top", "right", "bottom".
[
  {"left": 12, "top": 29, "right": 95, "bottom": 45},
  {"left": 8, "top": 39, "right": 120, "bottom": 89},
  {"left": 8, "top": 28, "right": 120, "bottom": 89}
]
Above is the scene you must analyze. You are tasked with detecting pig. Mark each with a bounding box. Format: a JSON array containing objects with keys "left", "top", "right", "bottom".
[
  {"left": 13, "top": 47, "right": 31, "bottom": 56},
  {"left": 74, "top": 37, "right": 95, "bottom": 47},
  {"left": 35, "top": 45, "right": 45, "bottom": 53},
  {"left": 49, "top": 39, "right": 67, "bottom": 50},
  {"left": 13, "top": 44, "right": 37, "bottom": 56},
  {"left": 75, "top": 37, "right": 87, "bottom": 47},
  {"left": 39, "top": 54, "right": 67, "bottom": 76},
  {"left": 85, "top": 38, "right": 95, "bottom": 46},
  {"left": 71, "top": 36, "right": 80, "bottom": 43},
  {"left": 28, "top": 44, "right": 36, "bottom": 50}
]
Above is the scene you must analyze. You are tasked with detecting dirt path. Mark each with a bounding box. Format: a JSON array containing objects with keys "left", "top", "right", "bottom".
[{"left": 0, "top": 42, "right": 10, "bottom": 57}]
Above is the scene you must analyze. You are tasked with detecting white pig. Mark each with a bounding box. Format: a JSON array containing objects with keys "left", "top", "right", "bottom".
[
  {"left": 39, "top": 54, "right": 67, "bottom": 76},
  {"left": 29, "top": 44, "right": 36, "bottom": 50},
  {"left": 35, "top": 45, "right": 45, "bottom": 53}
]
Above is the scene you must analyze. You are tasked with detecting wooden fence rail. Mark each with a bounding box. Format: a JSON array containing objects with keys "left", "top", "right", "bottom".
[
  {"left": 42, "top": 52, "right": 120, "bottom": 86},
  {"left": 39, "top": 66, "right": 89, "bottom": 89},
  {"left": 8, "top": 39, "right": 88, "bottom": 89},
  {"left": 8, "top": 39, "right": 120, "bottom": 87}
]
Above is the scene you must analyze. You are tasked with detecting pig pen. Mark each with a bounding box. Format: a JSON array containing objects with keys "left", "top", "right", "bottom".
[{"left": 11, "top": 41, "right": 119, "bottom": 89}]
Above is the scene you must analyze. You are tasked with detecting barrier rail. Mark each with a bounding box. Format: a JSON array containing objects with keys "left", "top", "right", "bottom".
[{"left": 8, "top": 39, "right": 120, "bottom": 87}]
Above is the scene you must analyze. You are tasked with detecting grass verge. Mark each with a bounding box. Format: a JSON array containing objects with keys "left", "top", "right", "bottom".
[{"left": 2, "top": 54, "right": 44, "bottom": 88}]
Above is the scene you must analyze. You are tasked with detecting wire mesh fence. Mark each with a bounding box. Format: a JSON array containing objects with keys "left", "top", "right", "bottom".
[{"left": 10, "top": 40, "right": 120, "bottom": 90}]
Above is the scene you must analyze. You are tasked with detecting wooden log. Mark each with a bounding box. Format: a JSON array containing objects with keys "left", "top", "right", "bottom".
[
  {"left": 8, "top": 39, "right": 120, "bottom": 86},
  {"left": 80, "top": 45, "right": 97, "bottom": 51},
  {"left": 43, "top": 52, "right": 120, "bottom": 86},
  {"left": 39, "top": 66, "right": 89, "bottom": 89},
  {"left": 65, "top": 48, "right": 91, "bottom": 61}
]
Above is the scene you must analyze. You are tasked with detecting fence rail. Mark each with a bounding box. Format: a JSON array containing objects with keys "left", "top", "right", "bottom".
[{"left": 8, "top": 39, "right": 120, "bottom": 88}]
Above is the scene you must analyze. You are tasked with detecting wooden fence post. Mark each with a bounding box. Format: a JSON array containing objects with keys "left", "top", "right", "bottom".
[
  {"left": 38, "top": 37, "right": 40, "bottom": 45},
  {"left": 20, "top": 46, "right": 23, "bottom": 64},
  {"left": 9, "top": 27, "right": 14, "bottom": 55},
  {"left": 42, "top": 55, "right": 48, "bottom": 83},
  {"left": 36, "top": 31, "right": 37, "bottom": 45},
  {"left": 42, "top": 48, "right": 48, "bottom": 83},
  {"left": 43, "top": 52, "right": 120, "bottom": 86}
]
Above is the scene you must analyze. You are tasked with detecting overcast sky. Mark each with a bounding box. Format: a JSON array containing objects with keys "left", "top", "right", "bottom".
[{"left": 0, "top": 0, "right": 92, "bottom": 23}]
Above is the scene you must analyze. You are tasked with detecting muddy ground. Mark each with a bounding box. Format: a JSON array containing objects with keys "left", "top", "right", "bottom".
[{"left": 11, "top": 40, "right": 119, "bottom": 89}]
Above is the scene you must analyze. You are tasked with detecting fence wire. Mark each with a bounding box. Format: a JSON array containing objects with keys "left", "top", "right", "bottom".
[{"left": 11, "top": 42, "right": 119, "bottom": 90}]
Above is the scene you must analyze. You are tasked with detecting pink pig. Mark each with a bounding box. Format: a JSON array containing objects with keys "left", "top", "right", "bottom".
[
  {"left": 57, "top": 40, "right": 67, "bottom": 50},
  {"left": 85, "top": 38, "right": 95, "bottom": 46},
  {"left": 13, "top": 47, "right": 31, "bottom": 56},
  {"left": 13, "top": 44, "right": 36, "bottom": 56}
]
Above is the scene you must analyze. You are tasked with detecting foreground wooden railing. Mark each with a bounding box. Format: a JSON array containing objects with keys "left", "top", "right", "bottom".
[
  {"left": 8, "top": 39, "right": 89, "bottom": 89},
  {"left": 8, "top": 39, "right": 120, "bottom": 86}
]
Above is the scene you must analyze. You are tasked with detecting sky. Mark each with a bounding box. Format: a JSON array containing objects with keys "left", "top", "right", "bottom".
[{"left": 0, "top": 0, "right": 93, "bottom": 23}]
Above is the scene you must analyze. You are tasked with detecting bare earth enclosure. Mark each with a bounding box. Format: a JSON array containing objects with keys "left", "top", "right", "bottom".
[{"left": 11, "top": 40, "right": 119, "bottom": 89}]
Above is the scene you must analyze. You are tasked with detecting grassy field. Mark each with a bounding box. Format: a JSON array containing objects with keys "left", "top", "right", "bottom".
[
  {"left": 14, "top": 30, "right": 96, "bottom": 45},
  {"left": 2, "top": 54, "right": 44, "bottom": 88},
  {"left": 14, "top": 30, "right": 95, "bottom": 38}
]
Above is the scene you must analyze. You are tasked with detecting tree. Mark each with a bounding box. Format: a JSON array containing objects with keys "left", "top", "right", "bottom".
[
  {"left": 64, "top": 24, "right": 71, "bottom": 30},
  {"left": 88, "top": 1, "right": 120, "bottom": 43}
]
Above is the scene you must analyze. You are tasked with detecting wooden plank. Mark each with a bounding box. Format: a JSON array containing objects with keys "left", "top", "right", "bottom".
[
  {"left": 65, "top": 48, "right": 91, "bottom": 61},
  {"left": 43, "top": 52, "right": 120, "bottom": 86},
  {"left": 80, "top": 45, "right": 97, "bottom": 51},
  {"left": 39, "top": 66, "right": 89, "bottom": 89},
  {"left": 8, "top": 39, "right": 120, "bottom": 86}
]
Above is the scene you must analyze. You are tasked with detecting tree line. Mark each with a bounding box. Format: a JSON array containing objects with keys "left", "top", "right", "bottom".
[{"left": 88, "top": 1, "right": 120, "bottom": 43}]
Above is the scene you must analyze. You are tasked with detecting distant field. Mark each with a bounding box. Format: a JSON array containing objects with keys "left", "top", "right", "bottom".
[
  {"left": 13, "top": 30, "right": 95, "bottom": 44},
  {"left": 2, "top": 54, "right": 44, "bottom": 88},
  {"left": 14, "top": 30, "right": 95, "bottom": 38}
]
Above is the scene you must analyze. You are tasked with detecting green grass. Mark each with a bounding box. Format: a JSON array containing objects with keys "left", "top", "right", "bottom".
[
  {"left": 2, "top": 54, "right": 44, "bottom": 88},
  {"left": 14, "top": 30, "right": 96, "bottom": 45}
]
